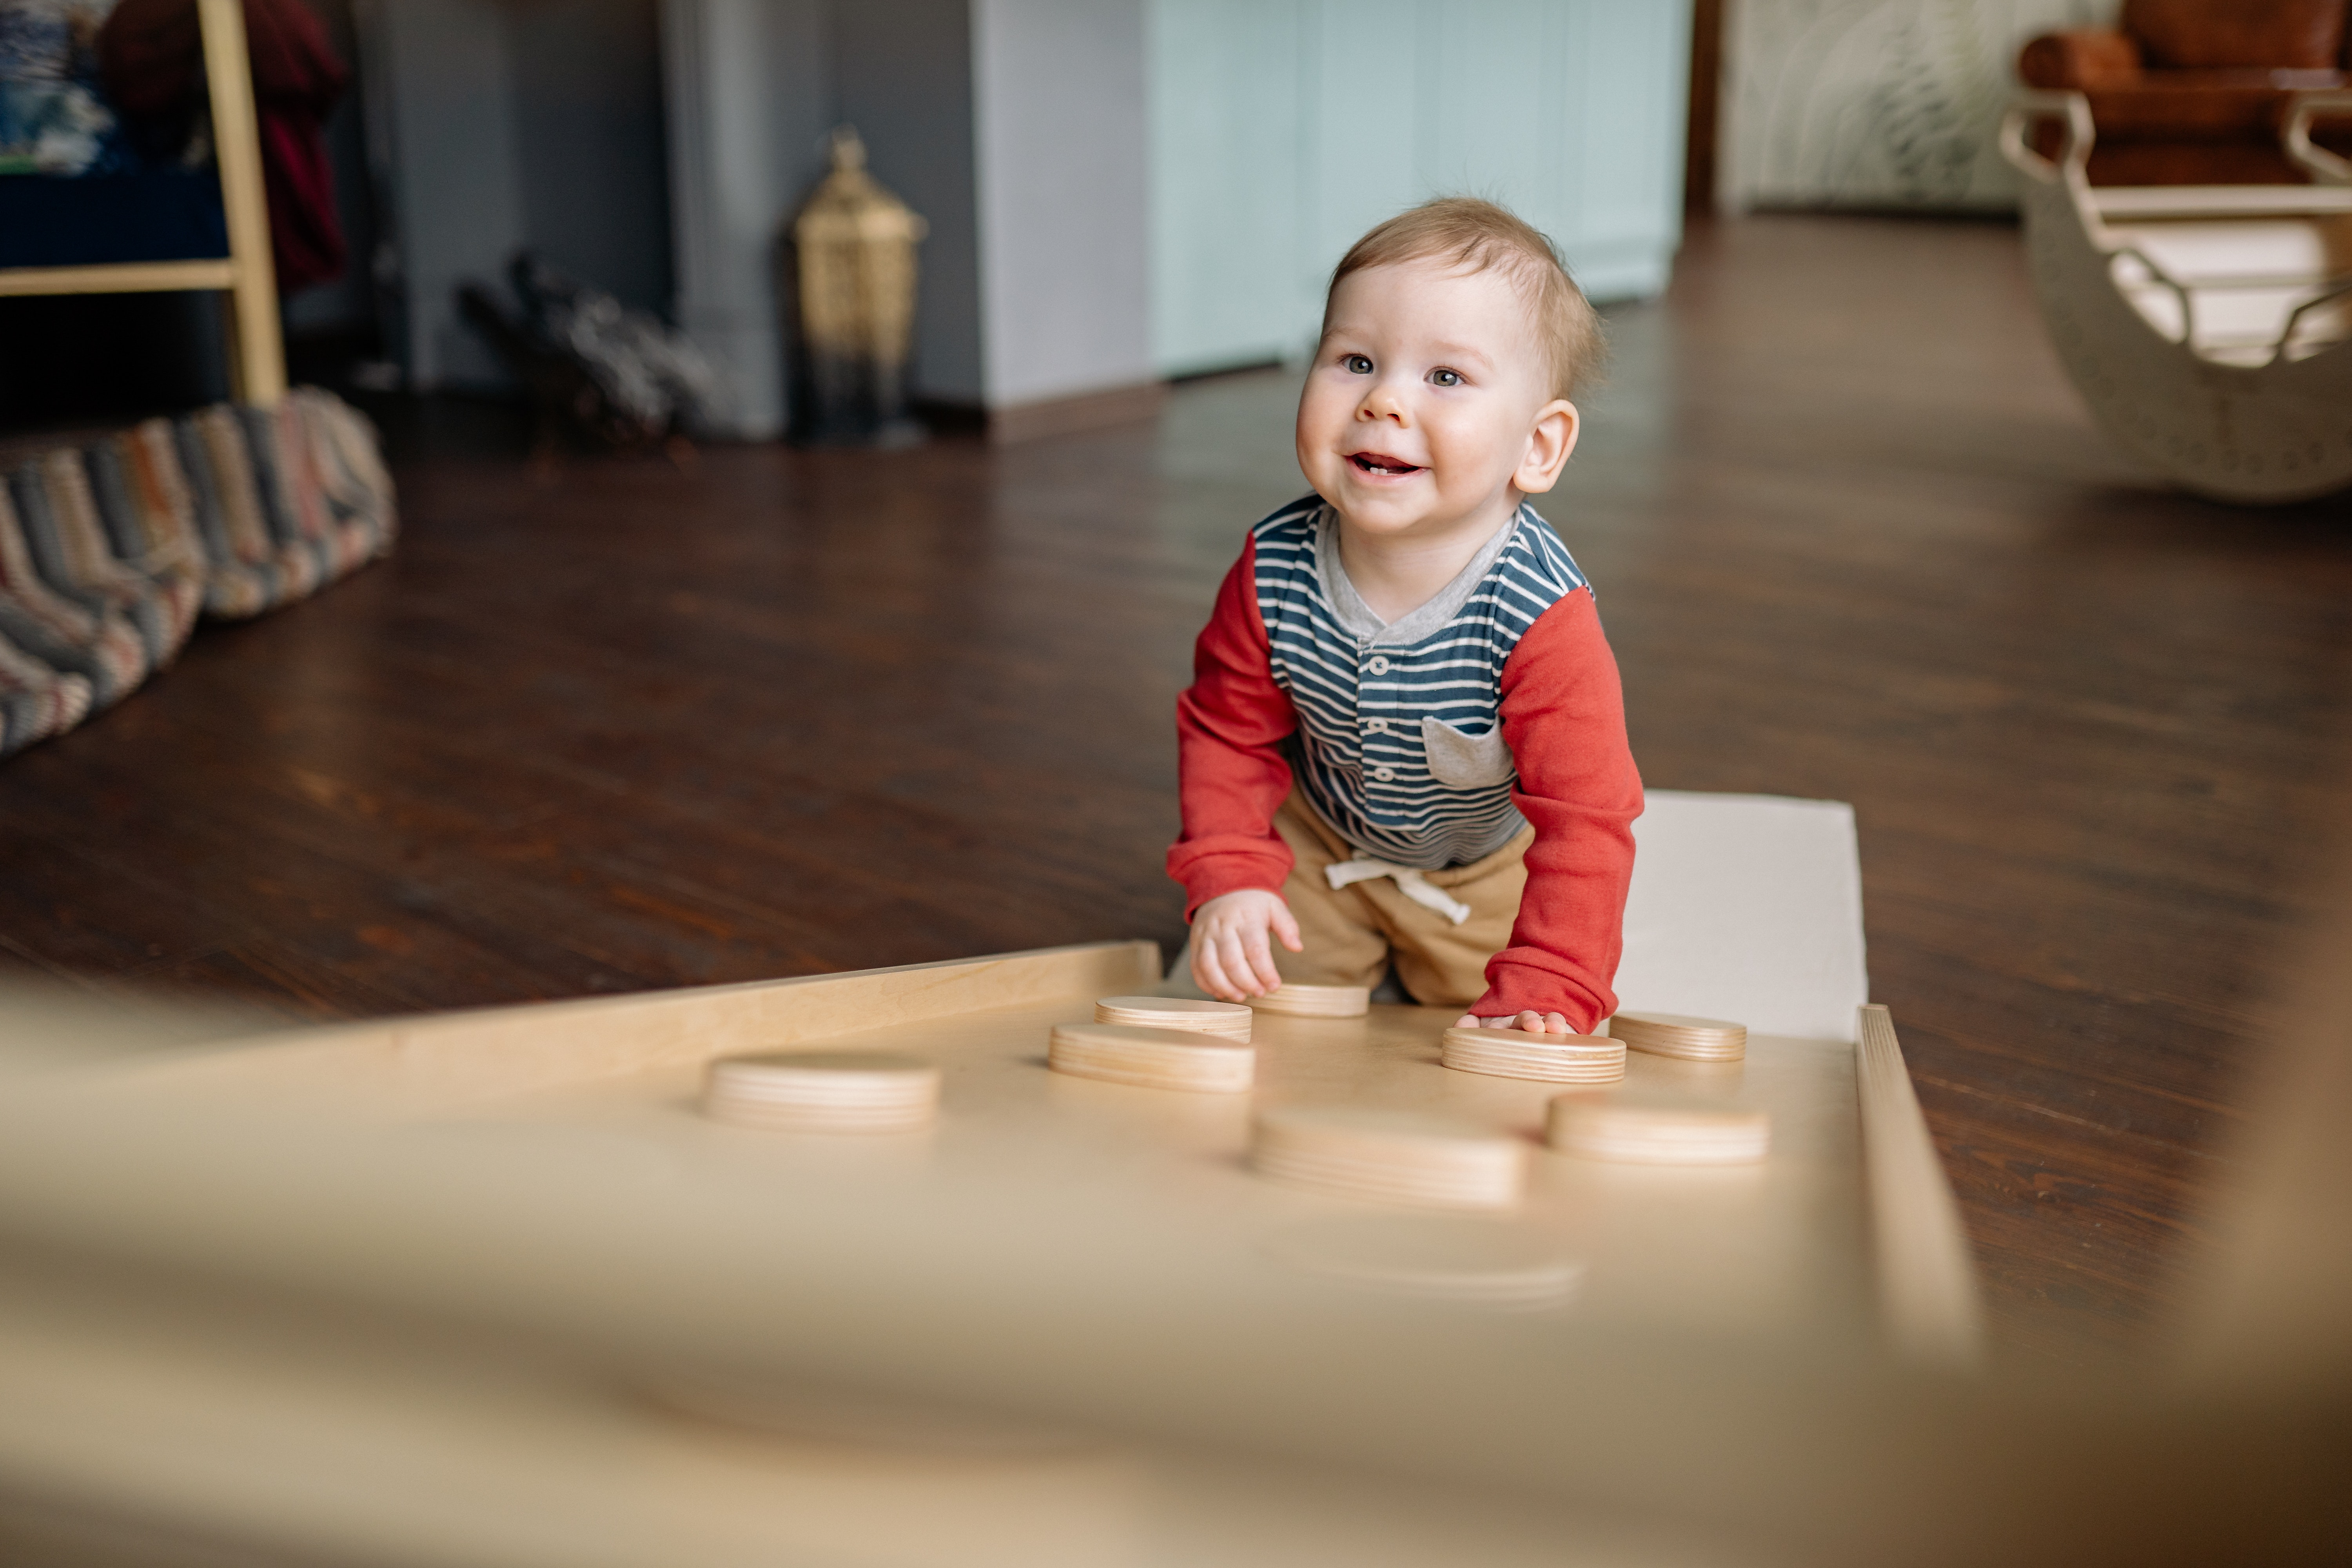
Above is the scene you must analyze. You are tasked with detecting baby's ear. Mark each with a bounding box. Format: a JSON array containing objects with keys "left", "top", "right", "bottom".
[{"left": 1515, "top": 400, "right": 1580, "bottom": 495}]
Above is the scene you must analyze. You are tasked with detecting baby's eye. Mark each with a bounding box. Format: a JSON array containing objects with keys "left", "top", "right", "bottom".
[
  {"left": 1342, "top": 354, "right": 1373, "bottom": 374},
  {"left": 1429, "top": 367, "right": 1463, "bottom": 388}
]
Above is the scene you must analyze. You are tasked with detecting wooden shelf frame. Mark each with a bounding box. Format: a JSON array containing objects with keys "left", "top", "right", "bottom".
[{"left": 0, "top": 0, "right": 284, "bottom": 405}]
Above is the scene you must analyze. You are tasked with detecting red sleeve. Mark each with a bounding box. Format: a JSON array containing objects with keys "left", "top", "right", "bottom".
[
  {"left": 1466, "top": 590, "right": 1642, "bottom": 1029},
  {"left": 1165, "top": 535, "right": 1299, "bottom": 917}
]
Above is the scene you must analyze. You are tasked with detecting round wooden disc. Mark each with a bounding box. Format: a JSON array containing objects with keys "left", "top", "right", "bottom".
[
  {"left": 1093, "top": 996, "right": 1254, "bottom": 1041},
  {"left": 1048, "top": 1022, "right": 1254, "bottom": 1093},
  {"left": 1438, "top": 1027, "right": 1626, "bottom": 1084},
  {"left": 1544, "top": 1090, "right": 1770, "bottom": 1165},
  {"left": 1246, "top": 983, "right": 1371, "bottom": 1018},
  {"left": 702, "top": 1051, "right": 939, "bottom": 1132},
  {"left": 1250, "top": 1107, "right": 1525, "bottom": 1208},
  {"left": 1263, "top": 1215, "right": 1584, "bottom": 1308},
  {"left": 1606, "top": 1011, "right": 1748, "bottom": 1062}
]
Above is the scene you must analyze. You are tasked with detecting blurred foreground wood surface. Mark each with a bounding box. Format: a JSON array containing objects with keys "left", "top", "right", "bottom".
[{"left": 2, "top": 214, "right": 2348, "bottom": 1372}]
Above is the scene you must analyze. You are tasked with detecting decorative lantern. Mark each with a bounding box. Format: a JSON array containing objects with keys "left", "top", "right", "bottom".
[{"left": 790, "top": 126, "right": 928, "bottom": 445}]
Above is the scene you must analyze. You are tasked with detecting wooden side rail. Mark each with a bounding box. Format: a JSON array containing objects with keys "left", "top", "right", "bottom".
[
  {"left": 107, "top": 940, "right": 1164, "bottom": 1108},
  {"left": 1857, "top": 1003, "right": 1987, "bottom": 1368}
]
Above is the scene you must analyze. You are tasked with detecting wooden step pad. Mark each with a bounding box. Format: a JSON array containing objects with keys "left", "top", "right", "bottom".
[
  {"left": 1439, "top": 1026, "right": 1625, "bottom": 1084},
  {"left": 1247, "top": 983, "right": 1370, "bottom": 1018},
  {"left": 1251, "top": 1107, "right": 1525, "bottom": 1208},
  {"left": 1094, "top": 995, "right": 1253, "bottom": 1042},
  {"left": 1606, "top": 1011, "right": 1748, "bottom": 1062},
  {"left": 1048, "top": 1022, "right": 1254, "bottom": 1093},
  {"left": 1545, "top": 1091, "right": 1771, "bottom": 1165},
  {"left": 702, "top": 1051, "right": 940, "bottom": 1133}
]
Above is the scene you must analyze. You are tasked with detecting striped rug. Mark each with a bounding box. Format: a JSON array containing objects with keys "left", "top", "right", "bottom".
[{"left": 0, "top": 388, "right": 396, "bottom": 757}]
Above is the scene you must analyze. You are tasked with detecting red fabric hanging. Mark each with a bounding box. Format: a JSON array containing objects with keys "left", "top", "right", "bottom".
[{"left": 99, "top": 0, "right": 352, "bottom": 295}]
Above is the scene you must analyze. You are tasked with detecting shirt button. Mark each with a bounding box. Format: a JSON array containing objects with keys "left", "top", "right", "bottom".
[
  {"left": 1372, "top": 766, "right": 1395, "bottom": 782},
  {"left": 1365, "top": 717, "right": 1387, "bottom": 733},
  {"left": 1367, "top": 655, "right": 1390, "bottom": 675}
]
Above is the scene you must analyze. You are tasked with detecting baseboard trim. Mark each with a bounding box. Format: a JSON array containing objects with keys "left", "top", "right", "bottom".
[{"left": 986, "top": 380, "right": 1167, "bottom": 445}]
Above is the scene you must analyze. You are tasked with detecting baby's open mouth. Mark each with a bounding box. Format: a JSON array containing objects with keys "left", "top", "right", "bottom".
[{"left": 1348, "top": 451, "right": 1423, "bottom": 477}]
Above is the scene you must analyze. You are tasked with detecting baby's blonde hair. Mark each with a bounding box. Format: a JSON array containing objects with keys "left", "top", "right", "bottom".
[{"left": 1326, "top": 196, "right": 1604, "bottom": 401}]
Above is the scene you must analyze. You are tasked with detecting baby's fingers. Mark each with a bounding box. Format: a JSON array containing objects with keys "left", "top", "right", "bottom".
[
  {"left": 1241, "top": 924, "right": 1284, "bottom": 995},
  {"left": 1214, "top": 928, "right": 1267, "bottom": 999},
  {"left": 1192, "top": 935, "right": 1239, "bottom": 1002}
]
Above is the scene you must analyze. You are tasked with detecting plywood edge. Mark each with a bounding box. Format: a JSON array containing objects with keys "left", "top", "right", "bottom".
[
  {"left": 100, "top": 941, "right": 1161, "bottom": 1107},
  {"left": 1855, "top": 1004, "right": 1986, "bottom": 1369}
]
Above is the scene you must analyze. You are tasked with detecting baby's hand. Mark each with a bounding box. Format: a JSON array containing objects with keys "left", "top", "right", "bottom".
[
  {"left": 1454, "top": 1011, "right": 1577, "bottom": 1034},
  {"left": 1190, "top": 889, "right": 1302, "bottom": 1001}
]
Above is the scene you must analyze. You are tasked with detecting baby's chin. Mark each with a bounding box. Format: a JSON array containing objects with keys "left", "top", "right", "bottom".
[
  {"left": 1330, "top": 497, "right": 1444, "bottom": 534},
  {"left": 1313, "top": 479, "right": 1421, "bottom": 524},
  {"left": 1315, "top": 470, "right": 1505, "bottom": 535}
]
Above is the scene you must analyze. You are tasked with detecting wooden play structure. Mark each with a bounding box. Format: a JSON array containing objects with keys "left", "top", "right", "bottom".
[
  {"left": 0, "top": 942, "right": 1989, "bottom": 1564},
  {"left": 0, "top": 0, "right": 284, "bottom": 407},
  {"left": 0, "top": 791, "right": 2337, "bottom": 1561},
  {"left": 2001, "top": 89, "right": 2352, "bottom": 504}
]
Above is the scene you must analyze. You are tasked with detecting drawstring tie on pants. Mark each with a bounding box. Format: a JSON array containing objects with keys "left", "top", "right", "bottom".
[{"left": 1324, "top": 856, "right": 1472, "bottom": 926}]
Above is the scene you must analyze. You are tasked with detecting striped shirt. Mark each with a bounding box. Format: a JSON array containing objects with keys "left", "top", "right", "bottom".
[
  {"left": 1168, "top": 493, "right": 1641, "bottom": 1025},
  {"left": 1252, "top": 494, "right": 1593, "bottom": 869}
]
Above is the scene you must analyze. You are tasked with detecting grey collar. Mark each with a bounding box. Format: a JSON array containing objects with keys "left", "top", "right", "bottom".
[{"left": 1315, "top": 505, "right": 1523, "bottom": 646}]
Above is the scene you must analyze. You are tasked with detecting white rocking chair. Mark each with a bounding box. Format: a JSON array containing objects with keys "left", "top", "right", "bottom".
[{"left": 2000, "top": 90, "right": 2352, "bottom": 505}]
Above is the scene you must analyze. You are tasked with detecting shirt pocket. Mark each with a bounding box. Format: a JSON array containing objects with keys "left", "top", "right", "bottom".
[{"left": 1421, "top": 716, "right": 1515, "bottom": 789}]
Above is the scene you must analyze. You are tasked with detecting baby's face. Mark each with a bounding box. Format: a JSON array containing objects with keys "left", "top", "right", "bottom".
[{"left": 1296, "top": 258, "right": 1570, "bottom": 541}]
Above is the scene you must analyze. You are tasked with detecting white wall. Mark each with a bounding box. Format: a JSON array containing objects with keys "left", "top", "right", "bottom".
[
  {"left": 513, "top": 0, "right": 675, "bottom": 312},
  {"left": 1719, "top": 0, "right": 2114, "bottom": 212},
  {"left": 390, "top": 0, "right": 1709, "bottom": 419},
  {"left": 1149, "top": 0, "right": 1694, "bottom": 380},
  {"left": 971, "top": 0, "right": 1154, "bottom": 407},
  {"left": 668, "top": 0, "right": 1139, "bottom": 418},
  {"left": 362, "top": 0, "right": 677, "bottom": 392},
  {"left": 835, "top": 0, "right": 985, "bottom": 403},
  {"left": 661, "top": 0, "right": 830, "bottom": 436},
  {"left": 1148, "top": 0, "right": 1312, "bottom": 385},
  {"left": 361, "top": 0, "right": 528, "bottom": 388}
]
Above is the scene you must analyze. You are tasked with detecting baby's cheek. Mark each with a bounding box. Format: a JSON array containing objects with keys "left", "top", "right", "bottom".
[{"left": 1433, "top": 407, "right": 1517, "bottom": 480}]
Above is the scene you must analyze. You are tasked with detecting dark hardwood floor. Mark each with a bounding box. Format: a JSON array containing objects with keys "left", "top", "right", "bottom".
[{"left": 3, "top": 214, "right": 2348, "bottom": 1370}]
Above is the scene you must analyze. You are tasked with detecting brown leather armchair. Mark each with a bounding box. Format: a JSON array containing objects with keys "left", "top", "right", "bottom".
[{"left": 2018, "top": 0, "right": 2352, "bottom": 183}]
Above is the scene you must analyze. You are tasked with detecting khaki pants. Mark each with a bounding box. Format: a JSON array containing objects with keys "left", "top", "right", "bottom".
[{"left": 1270, "top": 790, "right": 1532, "bottom": 1009}]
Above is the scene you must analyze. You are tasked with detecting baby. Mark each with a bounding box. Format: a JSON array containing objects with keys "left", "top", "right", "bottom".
[{"left": 1167, "top": 197, "right": 1642, "bottom": 1037}]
